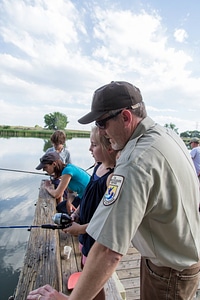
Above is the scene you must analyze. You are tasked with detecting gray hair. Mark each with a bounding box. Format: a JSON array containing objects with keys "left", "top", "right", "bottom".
[{"left": 109, "top": 101, "right": 147, "bottom": 119}]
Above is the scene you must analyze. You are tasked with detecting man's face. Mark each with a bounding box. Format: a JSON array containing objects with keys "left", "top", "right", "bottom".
[
  {"left": 96, "top": 110, "right": 127, "bottom": 151},
  {"left": 191, "top": 142, "right": 199, "bottom": 149}
]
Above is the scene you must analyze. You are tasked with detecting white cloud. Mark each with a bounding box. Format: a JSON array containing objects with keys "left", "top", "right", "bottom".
[
  {"left": 0, "top": 0, "right": 199, "bottom": 133},
  {"left": 174, "top": 28, "right": 188, "bottom": 43}
]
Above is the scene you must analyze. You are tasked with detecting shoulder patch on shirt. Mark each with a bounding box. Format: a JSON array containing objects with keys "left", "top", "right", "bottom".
[{"left": 103, "top": 175, "right": 124, "bottom": 206}]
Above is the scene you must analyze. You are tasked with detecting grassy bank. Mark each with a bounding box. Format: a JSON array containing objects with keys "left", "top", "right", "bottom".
[
  {"left": 0, "top": 125, "right": 90, "bottom": 139},
  {"left": 0, "top": 125, "right": 193, "bottom": 148}
]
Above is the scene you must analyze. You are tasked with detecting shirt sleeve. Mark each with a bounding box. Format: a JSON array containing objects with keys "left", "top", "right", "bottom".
[{"left": 190, "top": 148, "right": 196, "bottom": 159}]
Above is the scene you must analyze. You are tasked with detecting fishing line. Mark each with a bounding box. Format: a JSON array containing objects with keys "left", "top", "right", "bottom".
[
  {"left": 0, "top": 165, "right": 94, "bottom": 175},
  {"left": 0, "top": 167, "right": 48, "bottom": 175}
]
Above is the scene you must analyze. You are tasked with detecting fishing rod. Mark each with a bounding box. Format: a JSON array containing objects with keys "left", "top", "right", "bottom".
[
  {"left": 0, "top": 165, "right": 94, "bottom": 175},
  {"left": 0, "top": 213, "right": 72, "bottom": 231},
  {"left": 85, "top": 164, "right": 95, "bottom": 172},
  {"left": 0, "top": 224, "right": 61, "bottom": 230},
  {"left": 0, "top": 167, "right": 48, "bottom": 175}
]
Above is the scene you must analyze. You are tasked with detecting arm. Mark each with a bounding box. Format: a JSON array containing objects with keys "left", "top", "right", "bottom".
[
  {"left": 45, "top": 174, "right": 72, "bottom": 199},
  {"left": 67, "top": 191, "right": 76, "bottom": 203},
  {"left": 69, "top": 242, "right": 122, "bottom": 300}
]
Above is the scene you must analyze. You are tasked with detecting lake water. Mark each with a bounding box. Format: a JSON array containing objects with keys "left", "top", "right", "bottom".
[{"left": 0, "top": 136, "right": 94, "bottom": 300}]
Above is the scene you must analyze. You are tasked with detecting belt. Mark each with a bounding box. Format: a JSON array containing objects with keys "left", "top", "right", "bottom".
[{"left": 147, "top": 259, "right": 200, "bottom": 275}]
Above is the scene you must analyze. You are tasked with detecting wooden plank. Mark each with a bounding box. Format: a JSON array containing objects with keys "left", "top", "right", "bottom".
[
  {"left": 14, "top": 180, "right": 62, "bottom": 300},
  {"left": 115, "top": 245, "right": 141, "bottom": 300},
  {"left": 125, "top": 288, "right": 140, "bottom": 300},
  {"left": 59, "top": 231, "right": 82, "bottom": 295},
  {"left": 104, "top": 276, "right": 123, "bottom": 300},
  {"left": 117, "top": 268, "right": 140, "bottom": 279},
  {"left": 59, "top": 230, "right": 123, "bottom": 299},
  {"left": 110, "top": 272, "right": 126, "bottom": 300},
  {"left": 116, "top": 259, "right": 141, "bottom": 271},
  {"left": 120, "top": 277, "right": 140, "bottom": 290}
]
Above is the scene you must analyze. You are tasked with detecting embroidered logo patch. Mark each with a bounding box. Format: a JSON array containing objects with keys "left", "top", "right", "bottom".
[{"left": 103, "top": 175, "right": 124, "bottom": 206}]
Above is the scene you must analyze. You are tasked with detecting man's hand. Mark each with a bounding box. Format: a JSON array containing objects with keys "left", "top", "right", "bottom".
[{"left": 26, "top": 284, "right": 68, "bottom": 300}]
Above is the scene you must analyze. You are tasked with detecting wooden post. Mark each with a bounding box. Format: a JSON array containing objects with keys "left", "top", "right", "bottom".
[
  {"left": 14, "top": 180, "right": 62, "bottom": 300},
  {"left": 14, "top": 180, "right": 123, "bottom": 300}
]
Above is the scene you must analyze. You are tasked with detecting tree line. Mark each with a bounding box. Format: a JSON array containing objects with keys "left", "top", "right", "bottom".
[
  {"left": 45, "top": 113, "right": 200, "bottom": 140},
  {"left": 164, "top": 123, "right": 200, "bottom": 139}
]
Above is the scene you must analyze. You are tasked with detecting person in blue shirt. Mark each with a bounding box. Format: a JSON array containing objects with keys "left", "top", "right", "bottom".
[{"left": 36, "top": 151, "right": 90, "bottom": 212}]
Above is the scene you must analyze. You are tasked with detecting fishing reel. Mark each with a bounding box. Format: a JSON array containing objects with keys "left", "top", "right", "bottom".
[{"left": 52, "top": 213, "right": 72, "bottom": 228}]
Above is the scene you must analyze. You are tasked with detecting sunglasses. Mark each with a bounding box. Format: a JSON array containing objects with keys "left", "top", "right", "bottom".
[{"left": 95, "top": 110, "right": 123, "bottom": 129}]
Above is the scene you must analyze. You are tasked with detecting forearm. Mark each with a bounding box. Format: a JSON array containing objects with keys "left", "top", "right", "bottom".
[
  {"left": 45, "top": 186, "right": 62, "bottom": 199},
  {"left": 45, "top": 174, "right": 71, "bottom": 200},
  {"left": 69, "top": 242, "right": 122, "bottom": 300},
  {"left": 79, "top": 224, "right": 87, "bottom": 234},
  {"left": 67, "top": 192, "right": 76, "bottom": 203}
]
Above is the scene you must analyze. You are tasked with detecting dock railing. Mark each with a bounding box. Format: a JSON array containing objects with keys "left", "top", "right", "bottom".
[{"left": 13, "top": 180, "right": 124, "bottom": 300}]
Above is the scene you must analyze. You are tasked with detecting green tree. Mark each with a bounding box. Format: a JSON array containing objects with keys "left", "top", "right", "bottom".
[
  {"left": 164, "top": 123, "right": 179, "bottom": 134},
  {"left": 180, "top": 130, "right": 200, "bottom": 147},
  {"left": 180, "top": 131, "right": 190, "bottom": 138},
  {"left": 44, "top": 112, "right": 69, "bottom": 130}
]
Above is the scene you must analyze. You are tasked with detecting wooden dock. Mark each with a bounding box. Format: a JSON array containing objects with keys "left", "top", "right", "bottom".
[
  {"left": 13, "top": 179, "right": 200, "bottom": 300},
  {"left": 116, "top": 245, "right": 140, "bottom": 300},
  {"left": 14, "top": 180, "right": 62, "bottom": 299},
  {"left": 13, "top": 180, "right": 122, "bottom": 300}
]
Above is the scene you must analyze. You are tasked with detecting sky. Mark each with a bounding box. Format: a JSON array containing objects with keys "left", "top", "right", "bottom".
[{"left": 0, "top": 0, "right": 200, "bottom": 134}]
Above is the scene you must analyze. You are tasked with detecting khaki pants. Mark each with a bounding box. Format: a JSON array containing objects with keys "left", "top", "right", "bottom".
[{"left": 140, "top": 257, "right": 200, "bottom": 300}]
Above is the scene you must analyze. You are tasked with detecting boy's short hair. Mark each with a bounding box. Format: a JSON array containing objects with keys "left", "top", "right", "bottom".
[{"left": 50, "top": 130, "right": 66, "bottom": 145}]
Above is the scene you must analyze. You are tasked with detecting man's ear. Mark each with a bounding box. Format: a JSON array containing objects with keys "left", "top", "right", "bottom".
[
  {"left": 107, "top": 145, "right": 114, "bottom": 153},
  {"left": 121, "top": 109, "right": 132, "bottom": 122}
]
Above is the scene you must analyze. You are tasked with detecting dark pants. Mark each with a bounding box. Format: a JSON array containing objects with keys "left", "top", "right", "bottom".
[
  {"left": 56, "top": 197, "right": 81, "bottom": 213},
  {"left": 140, "top": 257, "right": 200, "bottom": 300}
]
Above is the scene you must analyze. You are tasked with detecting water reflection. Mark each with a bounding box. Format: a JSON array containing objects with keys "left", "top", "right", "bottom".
[{"left": 0, "top": 137, "right": 93, "bottom": 300}]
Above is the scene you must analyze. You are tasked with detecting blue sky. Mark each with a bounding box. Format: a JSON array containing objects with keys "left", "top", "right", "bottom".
[{"left": 0, "top": 0, "right": 200, "bottom": 134}]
